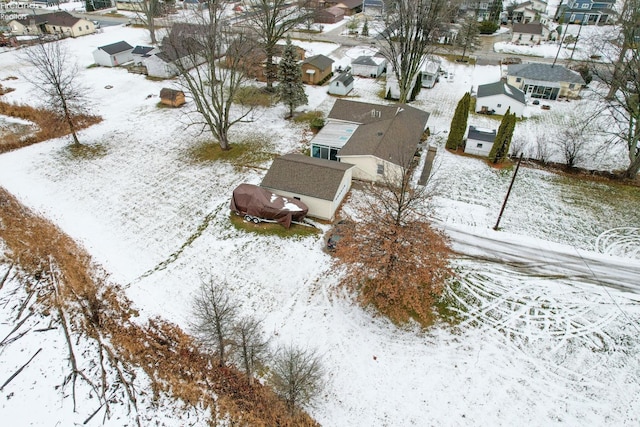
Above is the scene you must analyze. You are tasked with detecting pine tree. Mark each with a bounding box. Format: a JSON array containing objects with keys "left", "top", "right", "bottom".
[
  {"left": 361, "top": 19, "right": 369, "bottom": 37},
  {"left": 446, "top": 92, "right": 471, "bottom": 150},
  {"left": 276, "top": 36, "right": 308, "bottom": 119},
  {"left": 489, "top": 108, "right": 517, "bottom": 163}
]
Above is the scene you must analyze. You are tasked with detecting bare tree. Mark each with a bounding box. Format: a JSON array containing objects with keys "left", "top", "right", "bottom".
[
  {"left": 456, "top": 14, "right": 480, "bottom": 62},
  {"left": 244, "top": 0, "right": 311, "bottom": 91},
  {"left": 269, "top": 344, "right": 325, "bottom": 416},
  {"left": 230, "top": 316, "right": 270, "bottom": 385},
  {"left": 191, "top": 278, "right": 239, "bottom": 366},
  {"left": 134, "top": 0, "right": 161, "bottom": 45},
  {"left": 21, "top": 40, "right": 87, "bottom": 146},
  {"left": 587, "top": 1, "right": 640, "bottom": 178},
  {"left": 334, "top": 150, "right": 453, "bottom": 325},
  {"left": 551, "top": 106, "right": 599, "bottom": 169},
  {"left": 377, "top": 0, "right": 450, "bottom": 103},
  {"left": 168, "top": 2, "right": 256, "bottom": 150}
]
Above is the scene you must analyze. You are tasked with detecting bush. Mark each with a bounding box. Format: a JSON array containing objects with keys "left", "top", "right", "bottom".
[{"left": 479, "top": 20, "right": 499, "bottom": 34}]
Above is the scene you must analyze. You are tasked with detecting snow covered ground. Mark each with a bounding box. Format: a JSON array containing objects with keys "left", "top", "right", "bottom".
[{"left": 1, "top": 24, "right": 639, "bottom": 426}]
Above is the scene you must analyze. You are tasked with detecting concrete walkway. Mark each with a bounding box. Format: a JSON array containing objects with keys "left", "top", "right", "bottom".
[{"left": 418, "top": 145, "right": 438, "bottom": 186}]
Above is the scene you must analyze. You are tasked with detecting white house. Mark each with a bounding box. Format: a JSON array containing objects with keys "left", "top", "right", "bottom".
[
  {"left": 260, "top": 154, "right": 354, "bottom": 221},
  {"left": 144, "top": 53, "right": 179, "bottom": 78},
  {"left": 465, "top": 126, "right": 496, "bottom": 157},
  {"left": 506, "top": 62, "right": 585, "bottom": 99},
  {"left": 328, "top": 72, "right": 354, "bottom": 96},
  {"left": 93, "top": 41, "right": 134, "bottom": 67},
  {"left": 309, "top": 99, "right": 429, "bottom": 183},
  {"left": 512, "top": 0, "right": 548, "bottom": 23},
  {"left": 511, "top": 22, "right": 550, "bottom": 45},
  {"left": 351, "top": 54, "right": 386, "bottom": 78},
  {"left": 476, "top": 81, "right": 526, "bottom": 117}
]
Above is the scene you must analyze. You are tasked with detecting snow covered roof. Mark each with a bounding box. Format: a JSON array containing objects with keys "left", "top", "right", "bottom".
[
  {"left": 477, "top": 81, "right": 526, "bottom": 105},
  {"left": 508, "top": 63, "right": 585, "bottom": 85},
  {"left": 261, "top": 154, "right": 354, "bottom": 201}
]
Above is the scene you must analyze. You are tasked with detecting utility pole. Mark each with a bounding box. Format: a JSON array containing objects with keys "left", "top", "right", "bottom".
[{"left": 493, "top": 153, "right": 524, "bottom": 231}]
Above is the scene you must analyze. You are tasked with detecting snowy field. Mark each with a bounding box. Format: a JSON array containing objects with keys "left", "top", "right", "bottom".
[{"left": 1, "top": 24, "right": 640, "bottom": 426}]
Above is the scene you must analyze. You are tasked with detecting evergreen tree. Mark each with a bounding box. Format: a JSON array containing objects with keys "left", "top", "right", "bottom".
[
  {"left": 361, "top": 19, "right": 369, "bottom": 37},
  {"left": 489, "top": 108, "right": 517, "bottom": 163},
  {"left": 276, "top": 36, "right": 308, "bottom": 119},
  {"left": 488, "top": 0, "right": 504, "bottom": 24},
  {"left": 446, "top": 92, "right": 471, "bottom": 150}
]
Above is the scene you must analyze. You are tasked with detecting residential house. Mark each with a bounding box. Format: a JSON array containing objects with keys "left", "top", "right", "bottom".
[
  {"left": 301, "top": 54, "right": 334, "bottom": 85},
  {"left": 8, "top": 11, "right": 96, "bottom": 38},
  {"left": 461, "top": 1, "right": 502, "bottom": 21},
  {"left": 476, "top": 81, "right": 526, "bottom": 116},
  {"left": 159, "top": 88, "right": 186, "bottom": 107},
  {"left": 260, "top": 154, "right": 354, "bottom": 221},
  {"left": 226, "top": 39, "right": 305, "bottom": 82},
  {"left": 363, "top": 0, "right": 385, "bottom": 16},
  {"left": 420, "top": 56, "right": 441, "bottom": 88},
  {"left": 93, "top": 41, "right": 134, "bottom": 67},
  {"left": 351, "top": 54, "right": 386, "bottom": 78},
  {"left": 464, "top": 126, "right": 496, "bottom": 156},
  {"left": 554, "top": 0, "right": 616, "bottom": 25},
  {"left": 511, "top": 22, "right": 549, "bottom": 45},
  {"left": 146, "top": 23, "right": 210, "bottom": 79},
  {"left": 506, "top": 62, "right": 585, "bottom": 99},
  {"left": 116, "top": 0, "right": 144, "bottom": 12},
  {"left": 511, "top": 0, "right": 548, "bottom": 23},
  {"left": 328, "top": 72, "right": 354, "bottom": 96},
  {"left": 324, "top": 0, "right": 363, "bottom": 16},
  {"left": 131, "top": 45, "right": 159, "bottom": 65},
  {"left": 315, "top": 6, "right": 345, "bottom": 24},
  {"left": 310, "top": 99, "right": 429, "bottom": 183},
  {"left": 183, "top": 0, "right": 207, "bottom": 10}
]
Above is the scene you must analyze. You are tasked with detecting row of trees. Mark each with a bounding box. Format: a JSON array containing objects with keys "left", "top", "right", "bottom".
[{"left": 191, "top": 278, "right": 325, "bottom": 415}]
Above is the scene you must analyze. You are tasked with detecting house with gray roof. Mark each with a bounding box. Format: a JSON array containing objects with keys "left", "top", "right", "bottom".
[
  {"left": 506, "top": 62, "right": 585, "bottom": 100},
  {"left": 476, "top": 81, "right": 526, "bottom": 117},
  {"left": 261, "top": 154, "right": 354, "bottom": 221},
  {"left": 9, "top": 11, "right": 96, "bottom": 38},
  {"left": 465, "top": 126, "right": 496, "bottom": 157},
  {"left": 351, "top": 54, "right": 386, "bottom": 78},
  {"left": 311, "top": 99, "right": 429, "bottom": 183},
  {"left": 511, "top": 22, "right": 550, "bottom": 45},
  {"left": 328, "top": 72, "right": 355, "bottom": 96},
  {"left": 93, "top": 41, "right": 134, "bottom": 67},
  {"left": 302, "top": 54, "right": 335, "bottom": 85}
]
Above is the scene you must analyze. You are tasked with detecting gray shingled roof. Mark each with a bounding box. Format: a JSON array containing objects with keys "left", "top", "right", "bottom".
[
  {"left": 477, "top": 81, "right": 526, "bottom": 104},
  {"left": 331, "top": 100, "right": 430, "bottom": 167},
  {"left": 132, "top": 45, "right": 155, "bottom": 55},
  {"left": 352, "top": 55, "right": 378, "bottom": 66},
  {"left": 14, "top": 11, "right": 81, "bottom": 27},
  {"left": 260, "top": 154, "right": 354, "bottom": 201},
  {"left": 468, "top": 126, "right": 496, "bottom": 143},
  {"left": 512, "top": 23, "right": 543, "bottom": 35},
  {"left": 99, "top": 41, "right": 133, "bottom": 55},
  {"left": 303, "top": 54, "right": 334, "bottom": 71},
  {"left": 508, "top": 63, "right": 585, "bottom": 84},
  {"left": 333, "top": 72, "right": 354, "bottom": 86}
]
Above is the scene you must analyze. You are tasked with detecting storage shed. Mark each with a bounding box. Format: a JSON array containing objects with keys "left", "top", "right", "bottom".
[
  {"left": 93, "top": 41, "right": 134, "bottom": 67},
  {"left": 159, "top": 88, "right": 186, "bottom": 107},
  {"left": 328, "top": 72, "right": 354, "bottom": 96},
  {"left": 464, "top": 126, "right": 496, "bottom": 157}
]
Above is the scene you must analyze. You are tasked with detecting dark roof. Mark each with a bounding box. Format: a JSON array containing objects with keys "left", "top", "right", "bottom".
[
  {"left": 98, "top": 41, "right": 133, "bottom": 55},
  {"left": 132, "top": 45, "right": 155, "bottom": 55},
  {"left": 13, "top": 11, "right": 82, "bottom": 27},
  {"left": 261, "top": 154, "right": 354, "bottom": 201},
  {"left": 508, "top": 63, "right": 585, "bottom": 84},
  {"left": 321, "top": 6, "right": 345, "bottom": 16},
  {"left": 352, "top": 55, "right": 379, "bottom": 66},
  {"left": 468, "top": 126, "right": 496, "bottom": 143},
  {"left": 303, "top": 54, "right": 334, "bottom": 71},
  {"left": 513, "top": 22, "right": 544, "bottom": 35},
  {"left": 333, "top": 72, "right": 354, "bottom": 86},
  {"left": 477, "top": 81, "right": 526, "bottom": 104},
  {"left": 336, "top": 0, "right": 363, "bottom": 8},
  {"left": 331, "top": 100, "right": 430, "bottom": 167}
]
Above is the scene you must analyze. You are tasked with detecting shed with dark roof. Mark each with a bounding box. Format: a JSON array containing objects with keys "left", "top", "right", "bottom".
[
  {"left": 301, "top": 54, "right": 335, "bottom": 85},
  {"left": 93, "top": 41, "right": 134, "bottom": 67},
  {"left": 465, "top": 126, "right": 496, "bottom": 157},
  {"left": 260, "top": 154, "right": 354, "bottom": 221},
  {"left": 328, "top": 72, "right": 355, "bottom": 96}
]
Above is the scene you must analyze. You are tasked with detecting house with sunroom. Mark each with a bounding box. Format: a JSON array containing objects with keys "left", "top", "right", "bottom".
[{"left": 506, "top": 63, "right": 585, "bottom": 100}]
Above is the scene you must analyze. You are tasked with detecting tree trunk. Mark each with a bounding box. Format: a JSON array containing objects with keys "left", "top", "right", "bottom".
[{"left": 61, "top": 98, "right": 80, "bottom": 146}]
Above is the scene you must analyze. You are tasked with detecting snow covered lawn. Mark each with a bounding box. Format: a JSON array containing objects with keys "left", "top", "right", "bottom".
[{"left": 1, "top": 25, "right": 639, "bottom": 426}]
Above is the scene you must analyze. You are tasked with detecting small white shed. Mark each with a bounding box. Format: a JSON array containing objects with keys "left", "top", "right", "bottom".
[
  {"left": 465, "top": 126, "right": 496, "bottom": 157},
  {"left": 328, "top": 72, "right": 354, "bottom": 96},
  {"left": 93, "top": 41, "right": 134, "bottom": 67}
]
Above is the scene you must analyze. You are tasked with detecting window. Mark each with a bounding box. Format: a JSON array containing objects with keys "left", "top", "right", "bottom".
[
  {"left": 569, "top": 83, "right": 576, "bottom": 89},
  {"left": 476, "top": 143, "right": 483, "bottom": 148},
  {"left": 86, "top": 25, "right": 90, "bottom": 30},
  {"left": 581, "top": 3, "right": 589, "bottom": 8},
  {"left": 377, "top": 164, "right": 384, "bottom": 175},
  {"left": 497, "top": 103, "right": 502, "bottom": 107},
  {"left": 516, "top": 77, "right": 522, "bottom": 83}
]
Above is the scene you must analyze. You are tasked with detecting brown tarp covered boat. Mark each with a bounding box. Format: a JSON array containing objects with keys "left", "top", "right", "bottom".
[{"left": 230, "top": 183, "right": 308, "bottom": 228}]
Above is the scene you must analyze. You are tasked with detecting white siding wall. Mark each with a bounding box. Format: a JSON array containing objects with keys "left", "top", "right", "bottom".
[
  {"left": 476, "top": 94, "right": 525, "bottom": 117},
  {"left": 93, "top": 49, "right": 115, "bottom": 67},
  {"left": 339, "top": 156, "right": 402, "bottom": 184},
  {"left": 262, "top": 188, "right": 334, "bottom": 221},
  {"left": 464, "top": 137, "right": 493, "bottom": 157}
]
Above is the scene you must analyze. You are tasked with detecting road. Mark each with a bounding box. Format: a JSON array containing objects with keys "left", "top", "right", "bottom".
[{"left": 444, "top": 223, "right": 640, "bottom": 293}]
